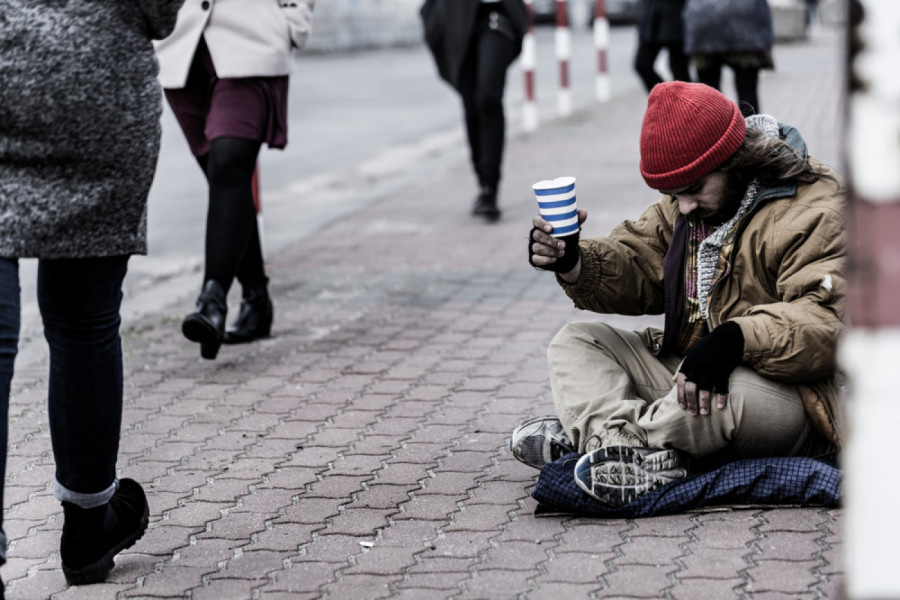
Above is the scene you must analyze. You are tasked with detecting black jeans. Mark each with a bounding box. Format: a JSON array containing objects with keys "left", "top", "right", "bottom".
[
  {"left": 0, "top": 255, "right": 129, "bottom": 559},
  {"left": 458, "top": 9, "right": 520, "bottom": 192}
]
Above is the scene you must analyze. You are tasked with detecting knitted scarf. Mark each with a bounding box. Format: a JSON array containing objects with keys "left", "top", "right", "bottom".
[{"left": 683, "top": 114, "right": 779, "bottom": 338}]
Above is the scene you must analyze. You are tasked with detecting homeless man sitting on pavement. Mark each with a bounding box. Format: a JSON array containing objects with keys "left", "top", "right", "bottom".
[{"left": 510, "top": 81, "right": 845, "bottom": 508}]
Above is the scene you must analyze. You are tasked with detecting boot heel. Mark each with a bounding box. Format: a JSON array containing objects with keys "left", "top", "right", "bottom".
[
  {"left": 183, "top": 280, "right": 227, "bottom": 360},
  {"left": 200, "top": 340, "right": 221, "bottom": 360}
]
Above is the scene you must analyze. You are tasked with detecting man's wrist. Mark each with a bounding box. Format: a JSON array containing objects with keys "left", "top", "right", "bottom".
[{"left": 558, "top": 260, "right": 581, "bottom": 283}]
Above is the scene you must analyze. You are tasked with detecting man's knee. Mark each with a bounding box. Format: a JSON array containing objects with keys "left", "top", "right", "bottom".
[{"left": 549, "top": 321, "right": 607, "bottom": 356}]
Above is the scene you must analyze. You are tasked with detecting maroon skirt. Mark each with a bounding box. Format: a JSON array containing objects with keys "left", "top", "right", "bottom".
[{"left": 164, "top": 38, "right": 289, "bottom": 157}]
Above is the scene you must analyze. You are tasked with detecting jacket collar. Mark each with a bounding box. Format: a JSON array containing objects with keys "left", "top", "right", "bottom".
[{"left": 748, "top": 122, "right": 807, "bottom": 208}]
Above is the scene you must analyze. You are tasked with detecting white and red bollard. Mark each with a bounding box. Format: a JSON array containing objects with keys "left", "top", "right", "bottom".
[
  {"left": 522, "top": 0, "right": 539, "bottom": 132},
  {"left": 555, "top": 0, "right": 572, "bottom": 117},
  {"left": 593, "top": 0, "right": 611, "bottom": 102},
  {"left": 522, "top": 0, "right": 611, "bottom": 130}
]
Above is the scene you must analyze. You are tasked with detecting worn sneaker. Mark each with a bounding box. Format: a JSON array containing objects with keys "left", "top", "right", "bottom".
[
  {"left": 573, "top": 445, "right": 690, "bottom": 507},
  {"left": 509, "top": 415, "right": 576, "bottom": 469}
]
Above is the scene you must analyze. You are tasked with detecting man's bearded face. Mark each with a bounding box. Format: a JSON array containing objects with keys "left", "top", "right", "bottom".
[{"left": 660, "top": 171, "right": 745, "bottom": 226}]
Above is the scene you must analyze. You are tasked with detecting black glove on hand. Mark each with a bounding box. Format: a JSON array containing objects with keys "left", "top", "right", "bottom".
[
  {"left": 678, "top": 321, "right": 745, "bottom": 394},
  {"left": 528, "top": 227, "right": 580, "bottom": 274}
]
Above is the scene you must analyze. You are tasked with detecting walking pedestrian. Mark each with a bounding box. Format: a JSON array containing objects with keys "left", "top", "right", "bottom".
[
  {"left": 0, "top": 0, "right": 183, "bottom": 589},
  {"left": 421, "top": 0, "right": 528, "bottom": 221},
  {"left": 682, "top": 0, "right": 774, "bottom": 116},
  {"left": 155, "top": 0, "right": 315, "bottom": 360},
  {"left": 513, "top": 82, "right": 844, "bottom": 506},
  {"left": 633, "top": 0, "right": 691, "bottom": 92}
]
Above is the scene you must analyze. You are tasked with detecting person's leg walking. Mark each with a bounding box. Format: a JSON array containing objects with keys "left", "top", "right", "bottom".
[
  {"left": 38, "top": 255, "right": 149, "bottom": 585},
  {"left": 0, "top": 258, "right": 20, "bottom": 566},
  {"left": 39, "top": 256, "right": 128, "bottom": 497},
  {"left": 458, "top": 51, "right": 482, "bottom": 190},
  {"left": 225, "top": 218, "right": 274, "bottom": 344},
  {"left": 471, "top": 25, "right": 518, "bottom": 209},
  {"left": 695, "top": 59, "right": 723, "bottom": 90},
  {"left": 731, "top": 65, "right": 760, "bottom": 116},
  {"left": 634, "top": 41, "right": 663, "bottom": 92},
  {"left": 203, "top": 136, "right": 262, "bottom": 293},
  {"left": 200, "top": 150, "right": 273, "bottom": 345},
  {"left": 666, "top": 43, "right": 692, "bottom": 83},
  {"left": 183, "top": 136, "right": 261, "bottom": 358}
]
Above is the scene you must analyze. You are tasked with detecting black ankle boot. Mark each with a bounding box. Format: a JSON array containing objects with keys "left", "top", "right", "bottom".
[
  {"left": 182, "top": 280, "right": 227, "bottom": 359},
  {"left": 60, "top": 478, "right": 149, "bottom": 586},
  {"left": 224, "top": 284, "right": 273, "bottom": 345},
  {"left": 472, "top": 186, "right": 501, "bottom": 221}
]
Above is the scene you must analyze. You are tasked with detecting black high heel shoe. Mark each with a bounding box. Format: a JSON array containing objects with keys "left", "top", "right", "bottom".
[
  {"left": 182, "top": 280, "right": 227, "bottom": 359},
  {"left": 224, "top": 285, "right": 273, "bottom": 344}
]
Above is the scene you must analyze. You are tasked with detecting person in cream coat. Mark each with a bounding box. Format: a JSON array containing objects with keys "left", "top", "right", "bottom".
[{"left": 155, "top": 0, "right": 314, "bottom": 360}]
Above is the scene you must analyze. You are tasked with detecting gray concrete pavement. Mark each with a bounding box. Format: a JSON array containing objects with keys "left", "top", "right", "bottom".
[{"left": 2, "top": 24, "right": 845, "bottom": 599}]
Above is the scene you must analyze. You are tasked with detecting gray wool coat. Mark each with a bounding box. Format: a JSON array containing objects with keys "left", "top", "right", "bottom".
[
  {"left": 683, "top": 0, "right": 774, "bottom": 56},
  {"left": 0, "top": 1, "right": 184, "bottom": 259}
]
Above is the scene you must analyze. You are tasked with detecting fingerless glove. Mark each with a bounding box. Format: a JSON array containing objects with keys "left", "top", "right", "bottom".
[
  {"left": 678, "top": 321, "right": 744, "bottom": 394},
  {"left": 528, "top": 228, "right": 580, "bottom": 274}
]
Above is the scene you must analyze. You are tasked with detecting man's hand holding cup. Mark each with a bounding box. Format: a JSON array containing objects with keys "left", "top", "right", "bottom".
[{"left": 529, "top": 176, "right": 585, "bottom": 281}]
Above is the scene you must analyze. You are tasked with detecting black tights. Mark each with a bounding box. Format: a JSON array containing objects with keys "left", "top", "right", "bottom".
[
  {"left": 197, "top": 137, "right": 267, "bottom": 295},
  {"left": 696, "top": 63, "right": 760, "bottom": 117},
  {"left": 634, "top": 41, "right": 692, "bottom": 93}
]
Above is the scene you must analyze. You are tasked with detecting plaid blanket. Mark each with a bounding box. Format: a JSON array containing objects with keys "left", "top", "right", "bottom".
[{"left": 532, "top": 453, "right": 840, "bottom": 517}]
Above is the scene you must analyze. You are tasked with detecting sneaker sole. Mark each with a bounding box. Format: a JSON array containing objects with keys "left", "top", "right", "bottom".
[{"left": 574, "top": 446, "right": 688, "bottom": 507}]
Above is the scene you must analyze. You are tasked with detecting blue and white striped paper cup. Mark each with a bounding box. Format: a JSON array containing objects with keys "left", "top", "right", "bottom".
[{"left": 533, "top": 176, "right": 578, "bottom": 237}]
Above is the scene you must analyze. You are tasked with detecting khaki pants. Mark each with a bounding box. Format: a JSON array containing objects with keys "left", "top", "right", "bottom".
[{"left": 549, "top": 322, "right": 829, "bottom": 459}]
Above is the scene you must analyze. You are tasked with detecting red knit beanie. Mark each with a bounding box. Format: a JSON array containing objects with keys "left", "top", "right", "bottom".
[{"left": 639, "top": 82, "right": 746, "bottom": 190}]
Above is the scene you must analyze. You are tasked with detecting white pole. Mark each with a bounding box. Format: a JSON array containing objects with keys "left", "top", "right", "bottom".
[
  {"left": 593, "top": 0, "right": 610, "bottom": 102},
  {"left": 555, "top": 0, "right": 572, "bottom": 117}
]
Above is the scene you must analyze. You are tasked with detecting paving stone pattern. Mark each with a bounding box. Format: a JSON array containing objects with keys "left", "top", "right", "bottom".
[{"left": 3, "top": 27, "right": 844, "bottom": 600}]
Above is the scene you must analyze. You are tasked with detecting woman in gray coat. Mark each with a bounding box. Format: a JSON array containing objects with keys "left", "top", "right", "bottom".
[
  {"left": 0, "top": 0, "right": 183, "bottom": 589},
  {"left": 682, "top": 0, "right": 775, "bottom": 116}
]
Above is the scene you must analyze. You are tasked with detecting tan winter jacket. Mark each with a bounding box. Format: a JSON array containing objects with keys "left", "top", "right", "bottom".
[{"left": 560, "top": 126, "right": 846, "bottom": 448}]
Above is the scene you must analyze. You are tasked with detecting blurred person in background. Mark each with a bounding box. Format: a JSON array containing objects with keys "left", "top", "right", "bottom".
[
  {"left": 682, "top": 0, "right": 774, "bottom": 117},
  {"left": 0, "top": 0, "right": 183, "bottom": 590},
  {"left": 155, "top": 0, "right": 315, "bottom": 360},
  {"left": 633, "top": 0, "right": 691, "bottom": 93},
  {"left": 421, "top": 0, "right": 528, "bottom": 222}
]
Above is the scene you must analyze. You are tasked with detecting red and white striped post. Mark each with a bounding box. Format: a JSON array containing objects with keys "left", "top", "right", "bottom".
[
  {"left": 555, "top": 0, "right": 572, "bottom": 117},
  {"left": 843, "top": 1, "right": 900, "bottom": 596},
  {"left": 522, "top": 0, "right": 538, "bottom": 132},
  {"left": 593, "top": 0, "right": 611, "bottom": 102}
]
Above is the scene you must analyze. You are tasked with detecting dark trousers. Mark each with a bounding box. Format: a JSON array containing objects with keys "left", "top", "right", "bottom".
[
  {"left": 0, "top": 255, "right": 129, "bottom": 543},
  {"left": 697, "top": 61, "right": 760, "bottom": 117},
  {"left": 634, "top": 40, "right": 692, "bottom": 93},
  {"left": 457, "top": 12, "right": 519, "bottom": 191}
]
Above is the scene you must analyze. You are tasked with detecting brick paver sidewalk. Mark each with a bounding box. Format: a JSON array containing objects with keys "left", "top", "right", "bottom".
[{"left": 3, "top": 26, "right": 844, "bottom": 599}]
